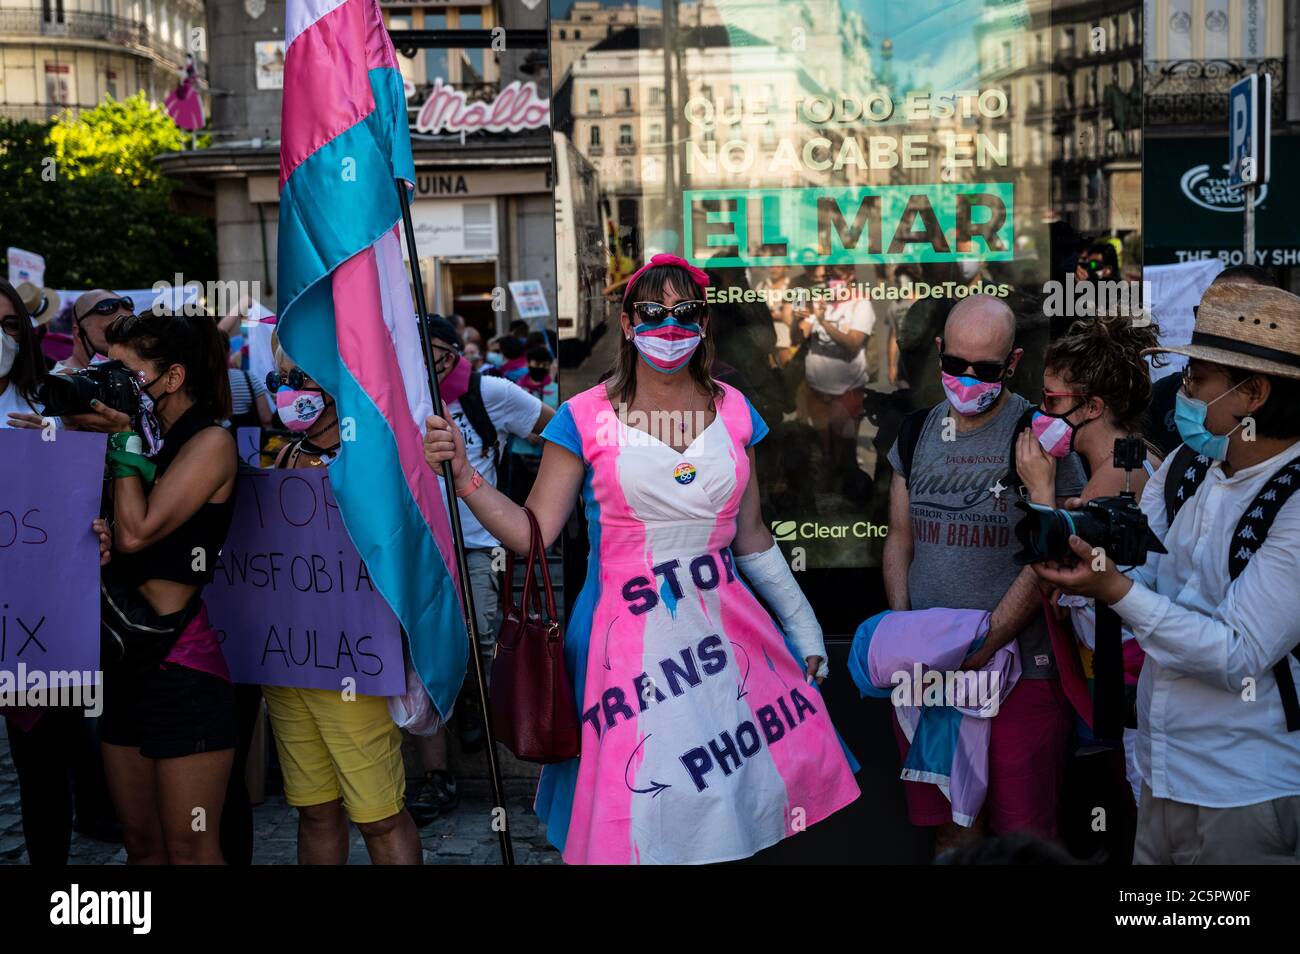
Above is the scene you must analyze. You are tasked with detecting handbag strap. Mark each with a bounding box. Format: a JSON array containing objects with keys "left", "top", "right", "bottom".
[
  {"left": 527, "top": 507, "right": 558, "bottom": 622},
  {"left": 498, "top": 507, "right": 557, "bottom": 624},
  {"left": 499, "top": 536, "right": 520, "bottom": 621}
]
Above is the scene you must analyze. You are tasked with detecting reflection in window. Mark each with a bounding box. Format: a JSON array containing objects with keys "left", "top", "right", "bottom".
[
  {"left": 458, "top": 10, "right": 485, "bottom": 85},
  {"left": 423, "top": 10, "right": 448, "bottom": 83},
  {"left": 546, "top": 0, "right": 1144, "bottom": 587}
]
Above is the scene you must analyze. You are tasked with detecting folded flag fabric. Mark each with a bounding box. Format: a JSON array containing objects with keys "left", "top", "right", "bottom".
[
  {"left": 276, "top": 0, "right": 467, "bottom": 719},
  {"left": 849, "top": 608, "right": 1021, "bottom": 827}
]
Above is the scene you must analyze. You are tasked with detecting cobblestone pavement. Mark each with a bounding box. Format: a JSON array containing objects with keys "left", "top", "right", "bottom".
[{"left": 0, "top": 730, "right": 559, "bottom": 866}]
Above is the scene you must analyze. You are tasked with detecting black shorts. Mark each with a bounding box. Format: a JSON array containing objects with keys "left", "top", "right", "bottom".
[{"left": 99, "top": 660, "right": 236, "bottom": 759}]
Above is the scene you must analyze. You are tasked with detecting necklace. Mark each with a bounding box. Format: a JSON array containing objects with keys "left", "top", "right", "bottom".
[{"left": 295, "top": 436, "right": 341, "bottom": 467}]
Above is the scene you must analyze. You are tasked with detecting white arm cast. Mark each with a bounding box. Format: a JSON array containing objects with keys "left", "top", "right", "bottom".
[{"left": 734, "top": 543, "right": 829, "bottom": 678}]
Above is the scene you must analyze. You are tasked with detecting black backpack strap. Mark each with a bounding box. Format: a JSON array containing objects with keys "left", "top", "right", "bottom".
[
  {"left": 459, "top": 370, "right": 499, "bottom": 467},
  {"left": 1225, "top": 455, "right": 1300, "bottom": 731},
  {"left": 894, "top": 407, "right": 931, "bottom": 488},
  {"left": 1163, "top": 444, "right": 1212, "bottom": 525},
  {"left": 1006, "top": 407, "right": 1037, "bottom": 501}
]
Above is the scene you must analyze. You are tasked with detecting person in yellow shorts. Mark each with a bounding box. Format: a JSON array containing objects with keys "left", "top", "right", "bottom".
[{"left": 263, "top": 340, "right": 422, "bottom": 864}]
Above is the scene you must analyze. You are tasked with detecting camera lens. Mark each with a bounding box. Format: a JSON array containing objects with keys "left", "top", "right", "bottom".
[{"left": 36, "top": 373, "right": 96, "bottom": 418}]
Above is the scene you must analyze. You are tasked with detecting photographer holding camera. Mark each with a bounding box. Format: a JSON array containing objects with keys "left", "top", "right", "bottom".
[
  {"left": 68, "top": 310, "right": 240, "bottom": 864},
  {"left": 1035, "top": 282, "right": 1300, "bottom": 864}
]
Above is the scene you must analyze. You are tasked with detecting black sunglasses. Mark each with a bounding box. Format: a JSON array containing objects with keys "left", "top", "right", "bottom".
[
  {"left": 1, "top": 315, "right": 25, "bottom": 337},
  {"left": 79, "top": 296, "right": 135, "bottom": 321},
  {"left": 267, "top": 369, "right": 316, "bottom": 391},
  {"left": 631, "top": 300, "right": 706, "bottom": 322},
  {"left": 939, "top": 345, "right": 1014, "bottom": 383}
]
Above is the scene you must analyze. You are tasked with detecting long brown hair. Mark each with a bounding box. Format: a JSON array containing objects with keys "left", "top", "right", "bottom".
[
  {"left": 0, "top": 279, "right": 47, "bottom": 405},
  {"left": 1044, "top": 313, "right": 1164, "bottom": 433},
  {"left": 607, "top": 263, "right": 721, "bottom": 406}
]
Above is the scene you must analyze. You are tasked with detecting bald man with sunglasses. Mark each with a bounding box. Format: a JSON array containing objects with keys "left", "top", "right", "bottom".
[{"left": 54, "top": 290, "right": 137, "bottom": 373}]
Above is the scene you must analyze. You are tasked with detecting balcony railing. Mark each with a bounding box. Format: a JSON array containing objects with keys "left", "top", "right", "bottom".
[
  {"left": 0, "top": 103, "right": 65, "bottom": 123},
  {"left": 0, "top": 10, "right": 147, "bottom": 46},
  {"left": 1144, "top": 58, "right": 1284, "bottom": 125},
  {"left": 0, "top": 10, "right": 196, "bottom": 65}
]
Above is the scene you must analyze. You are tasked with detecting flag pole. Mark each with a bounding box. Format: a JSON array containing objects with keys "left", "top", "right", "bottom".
[{"left": 395, "top": 178, "right": 515, "bottom": 866}]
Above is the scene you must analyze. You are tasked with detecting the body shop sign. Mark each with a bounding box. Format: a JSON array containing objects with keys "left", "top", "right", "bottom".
[{"left": 409, "top": 78, "right": 550, "bottom": 135}]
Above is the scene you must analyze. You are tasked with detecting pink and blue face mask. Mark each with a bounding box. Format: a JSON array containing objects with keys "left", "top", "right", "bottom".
[
  {"left": 940, "top": 372, "right": 1003, "bottom": 415},
  {"left": 1030, "top": 410, "right": 1076, "bottom": 458},
  {"left": 1030, "top": 395, "right": 1089, "bottom": 458},
  {"left": 275, "top": 387, "right": 327, "bottom": 431},
  {"left": 631, "top": 314, "right": 703, "bottom": 374}
]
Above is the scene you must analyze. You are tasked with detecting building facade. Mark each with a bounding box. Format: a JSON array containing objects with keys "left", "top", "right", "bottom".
[
  {"left": 156, "top": 0, "right": 555, "bottom": 344},
  {"left": 0, "top": 0, "right": 204, "bottom": 121}
]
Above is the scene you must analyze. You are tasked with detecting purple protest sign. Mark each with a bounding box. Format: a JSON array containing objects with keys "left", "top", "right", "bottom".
[
  {"left": 207, "top": 467, "right": 404, "bottom": 695},
  {"left": 0, "top": 430, "right": 105, "bottom": 683}
]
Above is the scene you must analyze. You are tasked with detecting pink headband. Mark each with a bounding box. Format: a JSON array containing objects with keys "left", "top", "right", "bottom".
[{"left": 623, "top": 253, "right": 711, "bottom": 308}]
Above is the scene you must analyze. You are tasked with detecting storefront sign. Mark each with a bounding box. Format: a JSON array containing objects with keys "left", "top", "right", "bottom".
[
  {"left": 410, "top": 199, "right": 498, "bottom": 257},
  {"left": 413, "top": 169, "right": 549, "bottom": 198},
  {"left": 1146, "top": 135, "right": 1300, "bottom": 265},
  {"left": 685, "top": 183, "right": 1014, "bottom": 267},
  {"left": 412, "top": 79, "right": 550, "bottom": 135}
]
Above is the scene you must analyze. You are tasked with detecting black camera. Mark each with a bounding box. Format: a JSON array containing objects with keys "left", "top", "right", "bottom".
[
  {"left": 1012, "top": 437, "right": 1167, "bottom": 567},
  {"left": 36, "top": 360, "right": 141, "bottom": 418}
]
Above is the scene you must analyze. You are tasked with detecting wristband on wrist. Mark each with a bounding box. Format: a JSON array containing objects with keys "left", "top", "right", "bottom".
[{"left": 455, "top": 469, "right": 484, "bottom": 499}]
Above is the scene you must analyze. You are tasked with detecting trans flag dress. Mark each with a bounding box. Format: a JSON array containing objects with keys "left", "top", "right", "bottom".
[{"left": 535, "top": 382, "right": 860, "bottom": 864}]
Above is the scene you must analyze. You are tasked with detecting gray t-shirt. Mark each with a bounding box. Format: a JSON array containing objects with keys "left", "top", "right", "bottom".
[{"left": 887, "top": 393, "right": 1086, "bottom": 679}]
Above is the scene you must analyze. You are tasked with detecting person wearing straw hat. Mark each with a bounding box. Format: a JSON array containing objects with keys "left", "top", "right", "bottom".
[
  {"left": 16, "top": 281, "right": 61, "bottom": 328},
  {"left": 1035, "top": 280, "right": 1300, "bottom": 864}
]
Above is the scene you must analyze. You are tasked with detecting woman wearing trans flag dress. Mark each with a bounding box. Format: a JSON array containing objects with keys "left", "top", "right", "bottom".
[{"left": 424, "top": 255, "right": 860, "bottom": 864}]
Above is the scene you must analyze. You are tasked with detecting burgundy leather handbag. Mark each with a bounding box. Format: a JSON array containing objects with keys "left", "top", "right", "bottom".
[{"left": 489, "top": 507, "right": 581, "bottom": 763}]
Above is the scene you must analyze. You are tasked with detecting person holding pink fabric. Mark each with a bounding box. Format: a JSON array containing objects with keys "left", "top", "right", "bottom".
[
  {"left": 882, "top": 295, "right": 1086, "bottom": 856},
  {"left": 423, "top": 255, "right": 861, "bottom": 864}
]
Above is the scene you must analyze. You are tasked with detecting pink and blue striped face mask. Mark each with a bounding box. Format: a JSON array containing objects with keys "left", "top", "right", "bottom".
[
  {"left": 941, "top": 372, "right": 1003, "bottom": 415},
  {"left": 631, "top": 312, "right": 703, "bottom": 374}
]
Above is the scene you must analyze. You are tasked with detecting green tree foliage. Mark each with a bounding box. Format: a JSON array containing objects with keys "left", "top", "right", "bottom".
[{"left": 0, "top": 94, "right": 215, "bottom": 289}]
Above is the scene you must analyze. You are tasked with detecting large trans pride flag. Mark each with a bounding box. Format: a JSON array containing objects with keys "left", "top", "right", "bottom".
[{"left": 276, "top": 0, "right": 466, "bottom": 718}]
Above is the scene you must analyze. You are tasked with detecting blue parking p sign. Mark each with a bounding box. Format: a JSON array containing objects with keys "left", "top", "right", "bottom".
[{"left": 1229, "top": 74, "right": 1270, "bottom": 187}]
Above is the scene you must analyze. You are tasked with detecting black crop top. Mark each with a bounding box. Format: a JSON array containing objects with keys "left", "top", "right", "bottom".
[{"left": 106, "top": 406, "right": 236, "bottom": 590}]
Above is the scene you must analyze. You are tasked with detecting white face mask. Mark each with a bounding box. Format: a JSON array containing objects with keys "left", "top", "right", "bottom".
[{"left": 0, "top": 332, "right": 17, "bottom": 378}]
